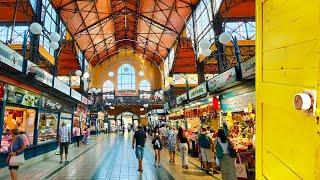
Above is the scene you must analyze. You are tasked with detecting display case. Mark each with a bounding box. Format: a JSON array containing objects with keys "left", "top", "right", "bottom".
[
  {"left": 37, "top": 112, "right": 58, "bottom": 143},
  {"left": 1, "top": 106, "right": 36, "bottom": 152}
]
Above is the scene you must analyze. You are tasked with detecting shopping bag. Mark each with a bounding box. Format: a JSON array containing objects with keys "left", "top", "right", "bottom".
[
  {"left": 9, "top": 154, "right": 25, "bottom": 166},
  {"left": 235, "top": 155, "right": 248, "bottom": 178}
]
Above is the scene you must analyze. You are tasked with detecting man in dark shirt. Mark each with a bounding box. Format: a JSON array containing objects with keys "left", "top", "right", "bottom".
[{"left": 132, "top": 124, "right": 147, "bottom": 172}]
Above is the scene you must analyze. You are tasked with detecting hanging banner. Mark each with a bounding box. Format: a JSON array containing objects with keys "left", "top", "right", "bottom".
[
  {"left": 188, "top": 82, "right": 207, "bottom": 100},
  {"left": 176, "top": 93, "right": 188, "bottom": 105},
  {"left": 27, "top": 60, "right": 53, "bottom": 86},
  {"left": 6, "top": 85, "right": 41, "bottom": 107},
  {"left": 0, "top": 41, "right": 23, "bottom": 71},
  {"left": 241, "top": 57, "right": 255, "bottom": 78},
  {"left": 208, "top": 67, "right": 238, "bottom": 92}
]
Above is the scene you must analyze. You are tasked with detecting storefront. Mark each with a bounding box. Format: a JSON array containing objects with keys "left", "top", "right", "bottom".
[
  {"left": 74, "top": 104, "right": 87, "bottom": 135},
  {"left": 1, "top": 84, "right": 40, "bottom": 153},
  {"left": 89, "top": 111, "right": 98, "bottom": 134},
  {"left": 37, "top": 94, "right": 73, "bottom": 144},
  {"left": 97, "top": 111, "right": 105, "bottom": 132}
]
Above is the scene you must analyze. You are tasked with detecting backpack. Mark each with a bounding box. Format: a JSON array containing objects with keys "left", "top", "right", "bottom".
[
  {"left": 199, "top": 134, "right": 211, "bottom": 148},
  {"left": 152, "top": 138, "right": 162, "bottom": 148}
]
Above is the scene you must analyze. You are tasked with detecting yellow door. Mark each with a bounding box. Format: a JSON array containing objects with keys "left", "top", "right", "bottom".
[{"left": 256, "top": 0, "right": 320, "bottom": 179}]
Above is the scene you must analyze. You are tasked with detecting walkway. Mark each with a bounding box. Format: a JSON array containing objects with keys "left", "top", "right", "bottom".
[{"left": 0, "top": 133, "right": 220, "bottom": 180}]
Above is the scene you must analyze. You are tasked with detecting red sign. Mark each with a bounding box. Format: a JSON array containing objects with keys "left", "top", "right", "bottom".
[
  {"left": 0, "top": 83, "right": 4, "bottom": 101},
  {"left": 212, "top": 97, "right": 220, "bottom": 110}
]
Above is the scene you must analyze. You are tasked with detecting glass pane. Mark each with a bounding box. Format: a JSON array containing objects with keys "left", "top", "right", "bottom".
[
  {"left": 118, "top": 64, "right": 136, "bottom": 90},
  {"left": 38, "top": 112, "right": 58, "bottom": 143},
  {"left": 1, "top": 107, "right": 36, "bottom": 152}
]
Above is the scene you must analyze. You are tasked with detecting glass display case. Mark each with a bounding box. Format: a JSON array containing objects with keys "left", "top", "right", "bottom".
[
  {"left": 37, "top": 112, "right": 58, "bottom": 143},
  {"left": 1, "top": 106, "right": 36, "bottom": 153}
]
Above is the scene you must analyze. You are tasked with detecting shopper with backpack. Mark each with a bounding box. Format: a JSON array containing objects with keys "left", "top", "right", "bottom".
[{"left": 198, "top": 126, "right": 214, "bottom": 174}]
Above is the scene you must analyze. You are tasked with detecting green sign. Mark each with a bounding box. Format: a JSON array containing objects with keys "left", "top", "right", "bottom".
[
  {"left": 6, "top": 85, "right": 41, "bottom": 107},
  {"left": 188, "top": 83, "right": 207, "bottom": 100},
  {"left": 176, "top": 93, "right": 188, "bottom": 104},
  {"left": 208, "top": 67, "right": 238, "bottom": 92}
]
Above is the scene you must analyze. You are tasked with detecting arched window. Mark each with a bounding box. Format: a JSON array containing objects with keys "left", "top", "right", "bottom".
[
  {"left": 139, "top": 80, "right": 151, "bottom": 91},
  {"left": 118, "top": 64, "right": 135, "bottom": 90},
  {"left": 103, "top": 80, "right": 114, "bottom": 92}
]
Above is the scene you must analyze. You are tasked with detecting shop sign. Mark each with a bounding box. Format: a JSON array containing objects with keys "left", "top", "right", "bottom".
[
  {"left": 241, "top": 57, "right": 255, "bottom": 78},
  {"left": 81, "top": 96, "right": 88, "bottom": 105},
  {"left": 71, "top": 89, "right": 82, "bottom": 101},
  {"left": 0, "top": 82, "right": 4, "bottom": 101},
  {"left": 42, "top": 97, "right": 62, "bottom": 111},
  {"left": 220, "top": 91, "right": 256, "bottom": 112},
  {"left": 116, "top": 90, "right": 138, "bottom": 96},
  {"left": 54, "top": 77, "right": 70, "bottom": 95},
  {"left": 0, "top": 41, "right": 23, "bottom": 71},
  {"left": 176, "top": 93, "right": 188, "bottom": 105},
  {"left": 188, "top": 83, "right": 207, "bottom": 100},
  {"left": 208, "top": 67, "right": 238, "bottom": 92},
  {"left": 6, "top": 85, "right": 41, "bottom": 107},
  {"left": 27, "top": 61, "right": 53, "bottom": 86}
]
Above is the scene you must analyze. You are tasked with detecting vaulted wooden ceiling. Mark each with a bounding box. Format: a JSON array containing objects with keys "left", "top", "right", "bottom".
[
  {"left": 51, "top": 0, "right": 199, "bottom": 66},
  {"left": 0, "top": 0, "right": 34, "bottom": 22}
]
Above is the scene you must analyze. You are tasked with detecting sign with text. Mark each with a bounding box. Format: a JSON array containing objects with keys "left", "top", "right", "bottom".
[
  {"left": 27, "top": 61, "right": 53, "bottom": 86},
  {"left": 0, "top": 41, "right": 23, "bottom": 71},
  {"left": 188, "top": 83, "right": 207, "bottom": 100},
  {"left": 81, "top": 96, "right": 88, "bottom": 105},
  {"left": 0, "top": 82, "right": 4, "bottom": 101},
  {"left": 208, "top": 67, "right": 238, "bottom": 92},
  {"left": 241, "top": 57, "right": 255, "bottom": 78},
  {"left": 71, "top": 89, "right": 82, "bottom": 102},
  {"left": 42, "top": 97, "right": 62, "bottom": 111},
  {"left": 220, "top": 91, "right": 256, "bottom": 112},
  {"left": 116, "top": 90, "right": 138, "bottom": 96},
  {"left": 54, "top": 77, "right": 70, "bottom": 95},
  {"left": 176, "top": 93, "right": 188, "bottom": 105},
  {"left": 7, "top": 85, "right": 41, "bottom": 107}
]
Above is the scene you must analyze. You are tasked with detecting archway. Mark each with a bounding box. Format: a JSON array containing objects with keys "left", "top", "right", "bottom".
[{"left": 116, "top": 111, "right": 139, "bottom": 132}]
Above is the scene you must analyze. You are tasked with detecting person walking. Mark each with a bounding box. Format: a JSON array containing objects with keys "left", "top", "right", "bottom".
[
  {"left": 152, "top": 132, "right": 162, "bottom": 167},
  {"left": 132, "top": 124, "right": 147, "bottom": 172},
  {"left": 177, "top": 126, "right": 189, "bottom": 169},
  {"left": 58, "top": 121, "right": 71, "bottom": 163},
  {"left": 7, "top": 129, "right": 27, "bottom": 180},
  {"left": 73, "top": 126, "right": 81, "bottom": 147},
  {"left": 159, "top": 124, "right": 167, "bottom": 147},
  {"left": 198, "top": 127, "right": 215, "bottom": 174},
  {"left": 215, "top": 129, "right": 237, "bottom": 180},
  {"left": 166, "top": 125, "right": 177, "bottom": 164}
]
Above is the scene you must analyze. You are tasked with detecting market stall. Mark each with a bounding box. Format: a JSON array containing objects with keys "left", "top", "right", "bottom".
[
  {"left": 1, "top": 84, "right": 40, "bottom": 152},
  {"left": 38, "top": 95, "right": 63, "bottom": 144},
  {"left": 219, "top": 81, "right": 256, "bottom": 178}
]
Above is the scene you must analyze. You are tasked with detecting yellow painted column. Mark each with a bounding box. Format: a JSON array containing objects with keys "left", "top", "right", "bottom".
[{"left": 256, "top": 0, "right": 320, "bottom": 179}]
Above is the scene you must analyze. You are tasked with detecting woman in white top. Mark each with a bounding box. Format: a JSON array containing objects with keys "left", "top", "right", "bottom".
[{"left": 215, "top": 129, "right": 237, "bottom": 180}]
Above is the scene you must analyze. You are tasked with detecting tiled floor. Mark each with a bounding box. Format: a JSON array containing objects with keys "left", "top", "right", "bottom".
[{"left": 0, "top": 133, "right": 221, "bottom": 180}]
